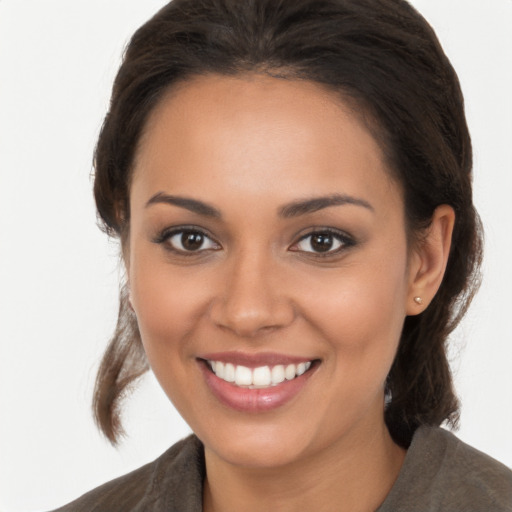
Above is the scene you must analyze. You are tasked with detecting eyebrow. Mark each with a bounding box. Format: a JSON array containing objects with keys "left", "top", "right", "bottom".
[
  {"left": 145, "top": 192, "right": 222, "bottom": 218},
  {"left": 278, "top": 194, "right": 374, "bottom": 218},
  {"left": 145, "top": 192, "right": 374, "bottom": 219}
]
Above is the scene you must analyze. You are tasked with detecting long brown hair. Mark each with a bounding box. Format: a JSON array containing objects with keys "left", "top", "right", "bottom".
[{"left": 92, "top": 0, "right": 483, "bottom": 447}]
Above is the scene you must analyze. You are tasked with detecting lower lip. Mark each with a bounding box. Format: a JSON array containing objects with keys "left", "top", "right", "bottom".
[{"left": 199, "top": 361, "right": 316, "bottom": 413}]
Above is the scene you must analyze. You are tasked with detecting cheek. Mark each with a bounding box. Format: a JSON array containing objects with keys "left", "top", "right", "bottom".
[
  {"left": 299, "top": 251, "right": 409, "bottom": 364},
  {"left": 129, "top": 251, "right": 209, "bottom": 355},
  {"left": 128, "top": 256, "right": 211, "bottom": 416}
]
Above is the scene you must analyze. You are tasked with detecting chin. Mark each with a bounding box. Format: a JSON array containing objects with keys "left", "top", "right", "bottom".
[
  {"left": 207, "top": 430, "right": 312, "bottom": 469},
  {"left": 196, "top": 410, "right": 341, "bottom": 471}
]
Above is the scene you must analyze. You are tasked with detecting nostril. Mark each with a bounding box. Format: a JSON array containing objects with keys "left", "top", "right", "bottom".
[{"left": 209, "top": 295, "right": 295, "bottom": 337}]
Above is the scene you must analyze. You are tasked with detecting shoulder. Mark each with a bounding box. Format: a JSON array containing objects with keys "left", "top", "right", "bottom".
[
  {"left": 49, "top": 435, "right": 204, "bottom": 512},
  {"left": 421, "top": 427, "right": 512, "bottom": 509},
  {"left": 380, "top": 426, "right": 512, "bottom": 512}
]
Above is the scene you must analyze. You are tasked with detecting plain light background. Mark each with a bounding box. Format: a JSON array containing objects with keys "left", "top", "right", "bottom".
[{"left": 1, "top": 1, "right": 511, "bottom": 510}]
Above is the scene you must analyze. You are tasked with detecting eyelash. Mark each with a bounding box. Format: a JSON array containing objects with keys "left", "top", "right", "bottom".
[
  {"left": 153, "top": 226, "right": 356, "bottom": 257},
  {"left": 153, "top": 226, "right": 220, "bottom": 254},
  {"left": 290, "top": 228, "right": 356, "bottom": 257}
]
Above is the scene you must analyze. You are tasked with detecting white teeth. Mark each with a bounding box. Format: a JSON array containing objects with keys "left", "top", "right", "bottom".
[
  {"left": 208, "top": 360, "right": 313, "bottom": 388},
  {"left": 224, "top": 363, "right": 235, "bottom": 382},
  {"left": 253, "top": 366, "right": 272, "bottom": 386},
  {"left": 215, "top": 361, "right": 225, "bottom": 379},
  {"left": 285, "top": 364, "right": 296, "bottom": 380},
  {"left": 271, "top": 365, "right": 285, "bottom": 385},
  {"left": 234, "top": 365, "right": 252, "bottom": 386},
  {"left": 296, "top": 362, "right": 306, "bottom": 376}
]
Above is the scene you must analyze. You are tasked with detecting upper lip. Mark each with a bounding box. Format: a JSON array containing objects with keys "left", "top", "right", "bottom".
[{"left": 198, "top": 351, "right": 316, "bottom": 368}]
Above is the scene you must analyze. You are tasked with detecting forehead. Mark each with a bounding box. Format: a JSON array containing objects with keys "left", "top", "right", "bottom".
[{"left": 131, "top": 73, "right": 401, "bottom": 214}]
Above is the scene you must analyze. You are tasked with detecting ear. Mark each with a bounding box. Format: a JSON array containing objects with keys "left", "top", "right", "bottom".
[{"left": 406, "top": 205, "right": 455, "bottom": 315}]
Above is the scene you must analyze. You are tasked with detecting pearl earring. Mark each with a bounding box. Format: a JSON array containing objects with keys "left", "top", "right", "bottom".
[{"left": 413, "top": 296, "right": 423, "bottom": 305}]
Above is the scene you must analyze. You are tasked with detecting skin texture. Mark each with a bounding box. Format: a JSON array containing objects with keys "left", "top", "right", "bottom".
[{"left": 127, "top": 74, "right": 454, "bottom": 512}]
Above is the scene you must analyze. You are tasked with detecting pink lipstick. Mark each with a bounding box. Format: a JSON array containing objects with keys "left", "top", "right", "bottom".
[{"left": 198, "top": 352, "right": 318, "bottom": 412}]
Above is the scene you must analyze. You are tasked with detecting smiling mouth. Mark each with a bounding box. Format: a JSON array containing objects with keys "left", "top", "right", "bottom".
[{"left": 205, "top": 360, "right": 315, "bottom": 389}]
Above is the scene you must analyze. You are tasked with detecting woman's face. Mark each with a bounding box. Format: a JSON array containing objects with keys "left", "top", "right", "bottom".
[{"left": 128, "top": 74, "right": 418, "bottom": 469}]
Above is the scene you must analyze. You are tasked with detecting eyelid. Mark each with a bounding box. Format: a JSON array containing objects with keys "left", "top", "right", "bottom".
[
  {"left": 152, "top": 225, "right": 355, "bottom": 257},
  {"left": 152, "top": 225, "right": 221, "bottom": 253},
  {"left": 289, "top": 227, "right": 356, "bottom": 255}
]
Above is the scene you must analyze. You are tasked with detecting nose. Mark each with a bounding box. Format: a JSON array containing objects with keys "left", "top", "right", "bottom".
[{"left": 208, "top": 249, "right": 295, "bottom": 338}]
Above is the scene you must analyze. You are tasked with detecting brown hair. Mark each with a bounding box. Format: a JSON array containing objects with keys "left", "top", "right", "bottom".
[{"left": 92, "top": 0, "right": 483, "bottom": 447}]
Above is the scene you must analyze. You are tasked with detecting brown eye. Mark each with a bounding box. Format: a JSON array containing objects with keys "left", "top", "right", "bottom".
[
  {"left": 310, "top": 233, "right": 335, "bottom": 252},
  {"left": 181, "top": 232, "right": 205, "bottom": 251},
  {"left": 165, "top": 230, "right": 219, "bottom": 253},
  {"left": 292, "top": 230, "right": 353, "bottom": 255}
]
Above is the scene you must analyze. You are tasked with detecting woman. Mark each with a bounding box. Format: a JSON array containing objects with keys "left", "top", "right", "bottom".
[{"left": 51, "top": 0, "right": 512, "bottom": 510}]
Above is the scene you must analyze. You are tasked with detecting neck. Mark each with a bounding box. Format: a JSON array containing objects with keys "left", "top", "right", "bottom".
[{"left": 203, "top": 418, "right": 405, "bottom": 512}]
